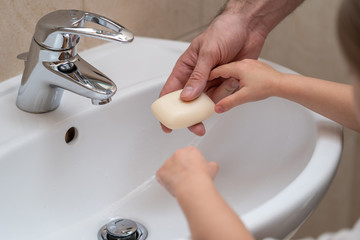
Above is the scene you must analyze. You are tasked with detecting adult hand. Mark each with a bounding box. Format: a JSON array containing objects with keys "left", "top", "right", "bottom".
[
  {"left": 156, "top": 146, "right": 219, "bottom": 197},
  {"left": 159, "top": 13, "right": 266, "bottom": 136}
]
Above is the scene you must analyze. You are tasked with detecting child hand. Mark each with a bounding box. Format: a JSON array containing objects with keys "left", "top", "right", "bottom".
[
  {"left": 156, "top": 146, "right": 219, "bottom": 197},
  {"left": 207, "top": 59, "right": 283, "bottom": 113}
]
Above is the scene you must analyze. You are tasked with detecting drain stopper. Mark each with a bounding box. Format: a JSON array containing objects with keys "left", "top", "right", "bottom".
[
  {"left": 98, "top": 218, "right": 148, "bottom": 240},
  {"left": 107, "top": 219, "right": 138, "bottom": 239}
]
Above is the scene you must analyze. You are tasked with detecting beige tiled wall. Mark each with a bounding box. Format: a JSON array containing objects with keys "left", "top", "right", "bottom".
[
  {"left": 1, "top": 0, "right": 359, "bottom": 238},
  {"left": 0, "top": 0, "right": 224, "bottom": 82},
  {"left": 0, "top": 0, "right": 82, "bottom": 81}
]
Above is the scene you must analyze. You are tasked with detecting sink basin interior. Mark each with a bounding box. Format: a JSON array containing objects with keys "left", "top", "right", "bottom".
[
  {"left": 202, "top": 98, "right": 316, "bottom": 214},
  {"left": 0, "top": 79, "right": 317, "bottom": 240}
]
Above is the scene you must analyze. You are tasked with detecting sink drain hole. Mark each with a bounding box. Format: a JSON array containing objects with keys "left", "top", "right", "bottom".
[
  {"left": 98, "top": 218, "right": 148, "bottom": 240},
  {"left": 65, "top": 127, "right": 78, "bottom": 144}
]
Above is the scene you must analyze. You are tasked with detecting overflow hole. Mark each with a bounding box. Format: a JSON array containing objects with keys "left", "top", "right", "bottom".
[{"left": 65, "top": 127, "right": 78, "bottom": 144}]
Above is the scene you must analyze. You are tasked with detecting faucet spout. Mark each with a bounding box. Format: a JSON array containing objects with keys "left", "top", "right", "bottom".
[
  {"left": 43, "top": 54, "right": 117, "bottom": 104},
  {"left": 16, "top": 39, "right": 117, "bottom": 113}
]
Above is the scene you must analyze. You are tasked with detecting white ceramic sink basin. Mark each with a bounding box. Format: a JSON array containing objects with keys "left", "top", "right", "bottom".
[{"left": 0, "top": 37, "right": 342, "bottom": 240}]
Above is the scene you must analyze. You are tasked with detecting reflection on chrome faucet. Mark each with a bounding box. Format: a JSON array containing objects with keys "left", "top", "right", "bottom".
[{"left": 16, "top": 10, "right": 134, "bottom": 113}]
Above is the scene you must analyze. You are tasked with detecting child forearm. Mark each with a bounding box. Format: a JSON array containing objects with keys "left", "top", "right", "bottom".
[
  {"left": 210, "top": 60, "right": 360, "bottom": 131},
  {"left": 157, "top": 147, "right": 253, "bottom": 240},
  {"left": 275, "top": 73, "right": 360, "bottom": 132},
  {"left": 176, "top": 175, "right": 254, "bottom": 240}
]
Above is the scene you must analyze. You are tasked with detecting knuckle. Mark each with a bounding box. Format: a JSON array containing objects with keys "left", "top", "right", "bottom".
[
  {"left": 186, "top": 146, "right": 198, "bottom": 152},
  {"left": 173, "top": 148, "right": 184, "bottom": 157},
  {"left": 189, "top": 70, "right": 208, "bottom": 82}
]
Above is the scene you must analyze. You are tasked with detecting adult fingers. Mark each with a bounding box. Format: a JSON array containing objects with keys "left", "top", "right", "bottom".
[
  {"left": 181, "top": 50, "right": 216, "bottom": 101},
  {"left": 188, "top": 122, "right": 206, "bottom": 136},
  {"left": 160, "top": 122, "right": 206, "bottom": 136},
  {"left": 160, "top": 123, "right": 172, "bottom": 134},
  {"left": 160, "top": 40, "right": 203, "bottom": 97},
  {"left": 208, "top": 78, "right": 239, "bottom": 103}
]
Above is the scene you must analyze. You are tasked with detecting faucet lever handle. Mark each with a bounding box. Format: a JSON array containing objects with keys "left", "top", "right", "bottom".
[{"left": 34, "top": 10, "right": 134, "bottom": 50}]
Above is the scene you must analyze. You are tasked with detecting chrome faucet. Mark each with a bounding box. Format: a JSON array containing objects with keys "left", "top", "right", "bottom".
[{"left": 16, "top": 10, "right": 134, "bottom": 113}]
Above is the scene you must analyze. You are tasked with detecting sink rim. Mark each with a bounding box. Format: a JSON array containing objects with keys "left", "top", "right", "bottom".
[
  {"left": 0, "top": 37, "right": 344, "bottom": 239},
  {"left": 242, "top": 113, "right": 343, "bottom": 238}
]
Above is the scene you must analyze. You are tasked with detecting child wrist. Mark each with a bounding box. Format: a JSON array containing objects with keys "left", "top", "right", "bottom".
[
  {"left": 271, "top": 72, "right": 286, "bottom": 98},
  {"left": 174, "top": 174, "right": 214, "bottom": 197}
]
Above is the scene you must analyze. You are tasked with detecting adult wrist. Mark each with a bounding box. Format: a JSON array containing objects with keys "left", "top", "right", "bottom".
[
  {"left": 219, "top": 0, "right": 272, "bottom": 39},
  {"left": 220, "top": 0, "right": 304, "bottom": 38}
]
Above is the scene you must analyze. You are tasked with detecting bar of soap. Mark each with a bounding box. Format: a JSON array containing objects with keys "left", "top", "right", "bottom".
[{"left": 151, "top": 90, "right": 215, "bottom": 129}]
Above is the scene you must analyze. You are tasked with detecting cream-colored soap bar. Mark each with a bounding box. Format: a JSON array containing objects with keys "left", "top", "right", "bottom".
[{"left": 151, "top": 90, "right": 215, "bottom": 129}]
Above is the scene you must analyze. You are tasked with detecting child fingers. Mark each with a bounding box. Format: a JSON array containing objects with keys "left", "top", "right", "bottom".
[
  {"left": 215, "top": 88, "right": 250, "bottom": 113},
  {"left": 209, "top": 78, "right": 239, "bottom": 103},
  {"left": 209, "top": 62, "right": 240, "bottom": 81},
  {"left": 208, "top": 161, "right": 219, "bottom": 179}
]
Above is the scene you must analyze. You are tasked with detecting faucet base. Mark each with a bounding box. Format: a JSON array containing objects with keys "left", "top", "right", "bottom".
[
  {"left": 16, "top": 41, "right": 117, "bottom": 113},
  {"left": 16, "top": 86, "right": 64, "bottom": 113}
]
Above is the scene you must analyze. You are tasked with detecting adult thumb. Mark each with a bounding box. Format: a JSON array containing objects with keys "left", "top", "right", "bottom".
[{"left": 181, "top": 57, "right": 213, "bottom": 101}]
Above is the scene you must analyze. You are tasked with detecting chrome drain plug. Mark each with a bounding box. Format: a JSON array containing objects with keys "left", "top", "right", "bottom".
[{"left": 98, "top": 218, "right": 148, "bottom": 240}]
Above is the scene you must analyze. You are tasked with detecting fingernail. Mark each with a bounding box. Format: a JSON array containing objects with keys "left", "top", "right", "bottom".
[
  {"left": 215, "top": 105, "right": 224, "bottom": 113},
  {"left": 181, "top": 86, "right": 193, "bottom": 99},
  {"left": 229, "top": 79, "right": 239, "bottom": 89}
]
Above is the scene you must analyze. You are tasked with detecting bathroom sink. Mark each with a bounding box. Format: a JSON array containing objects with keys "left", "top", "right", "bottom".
[{"left": 0, "top": 37, "right": 342, "bottom": 239}]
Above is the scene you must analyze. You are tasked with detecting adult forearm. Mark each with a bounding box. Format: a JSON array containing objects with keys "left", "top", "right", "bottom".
[{"left": 222, "top": 0, "right": 305, "bottom": 37}]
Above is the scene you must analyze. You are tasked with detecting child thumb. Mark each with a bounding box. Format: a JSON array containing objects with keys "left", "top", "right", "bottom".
[{"left": 208, "top": 161, "right": 219, "bottom": 179}]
